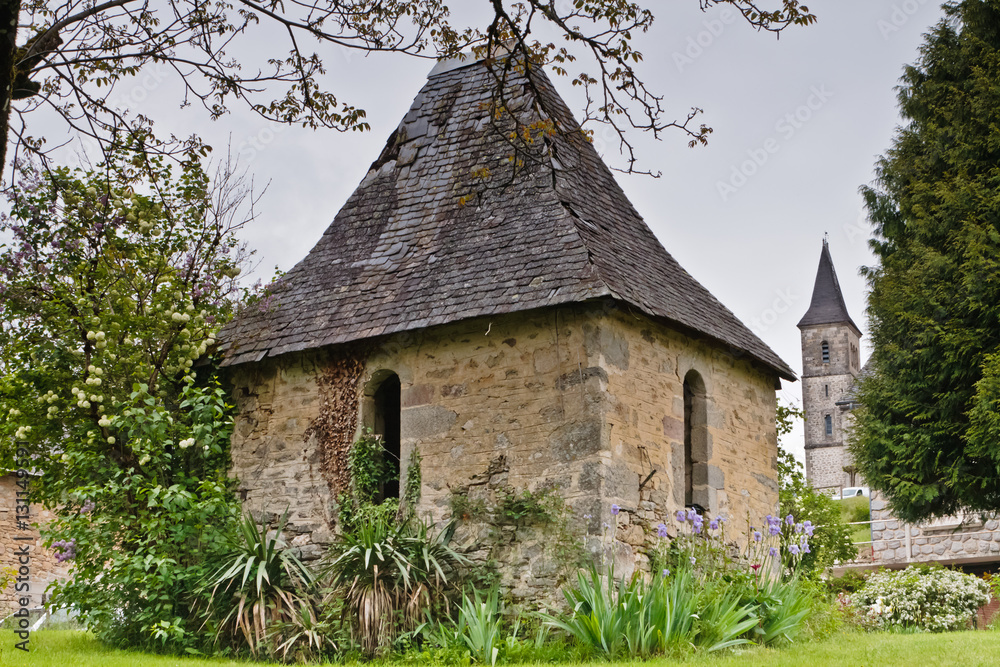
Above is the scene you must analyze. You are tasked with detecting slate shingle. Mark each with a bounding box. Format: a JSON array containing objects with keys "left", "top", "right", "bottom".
[
  {"left": 797, "top": 239, "right": 861, "bottom": 335},
  {"left": 218, "top": 58, "right": 795, "bottom": 381}
]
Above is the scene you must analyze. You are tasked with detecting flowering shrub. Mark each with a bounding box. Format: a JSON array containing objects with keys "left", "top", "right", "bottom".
[
  {"left": 0, "top": 147, "right": 257, "bottom": 652},
  {"left": 853, "top": 566, "right": 990, "bottom": 632}
]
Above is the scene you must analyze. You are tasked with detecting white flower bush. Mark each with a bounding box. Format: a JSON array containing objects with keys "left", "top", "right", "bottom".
[{"left": 853, "top": 566, "right": 990, "bottom": 632}]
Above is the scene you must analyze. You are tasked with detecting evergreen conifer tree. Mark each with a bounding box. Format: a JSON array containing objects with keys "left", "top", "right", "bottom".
[{"left": 852, "top": 0, "right": 1000, "bottom": 522}]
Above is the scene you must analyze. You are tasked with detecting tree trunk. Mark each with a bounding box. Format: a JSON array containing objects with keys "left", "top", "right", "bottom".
[{"left": 0, "top": 0, "right": 22, "bottom": 177}]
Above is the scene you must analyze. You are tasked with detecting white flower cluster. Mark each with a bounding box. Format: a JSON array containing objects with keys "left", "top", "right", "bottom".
[
  {"left": 854, "top": 566, "right": 991, "bottom": 632},
  {"left": 70, "top": 386, "right": 102, "bottom": 409}
]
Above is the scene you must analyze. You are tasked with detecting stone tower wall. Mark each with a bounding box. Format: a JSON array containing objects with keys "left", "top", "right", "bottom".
[{"left": 800, "top": 323, "right": 860, "bottom": 491}]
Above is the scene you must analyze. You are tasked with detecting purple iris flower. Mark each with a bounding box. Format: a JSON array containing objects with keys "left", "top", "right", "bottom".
[
  {"left": 657, "top": 523, "right": 668, "bottom": 538},
  {"left": 676, "top": 510, "right": 686, "bottom": 523},
  {"left": 769, "top": 524, "right": 781, "bottom": 536},
  {"left": 753, "top": 531, "right": 762, "bottom": 542},
  {"left": 709, "top": 519, "right": 719, "bottom": 531},
  {"left": 785, "top": 514, "right": 795, "bottom": 526},
  {"left": 611, "top": 504, "right": 620, "bottom": 515},
  {"left": 789, "top": 544, "right": 800, "bottom": 555},
  {"left": 769, "top": 547, "right": 778, "bottom": 557},
  {"left": 662, "top": 569, "right": 670, "bottom": 577}
]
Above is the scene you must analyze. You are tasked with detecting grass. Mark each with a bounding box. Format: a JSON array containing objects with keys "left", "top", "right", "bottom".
[
  {"left": 0, "top": 630, "right": 252, "bottom": 666},
  {"left": 838, "top": 495, "right": 872, "bottom": 546},
  {"left": 5, "top": 629, "right": 1000, "bottom": 666}
]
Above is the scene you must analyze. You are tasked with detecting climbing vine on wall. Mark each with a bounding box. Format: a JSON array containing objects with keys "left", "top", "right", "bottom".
[
  {"left": 303, "top": 347, "right": 367, "bottom": 497},
  {"left": 448, "top": 456, "right": 587, "bottom": 588}
]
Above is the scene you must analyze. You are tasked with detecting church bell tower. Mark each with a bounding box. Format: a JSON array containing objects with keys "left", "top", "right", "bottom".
[{"left": 797, "top": 238, "right": 863, "bottom": 492}]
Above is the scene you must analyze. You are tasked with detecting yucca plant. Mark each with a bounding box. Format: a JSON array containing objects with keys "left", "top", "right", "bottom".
[
  {"left": 323, "top": 515, "right": 467, "bottom": 656},
  {"left": 268, "top": 594, "right": 342, "bottom": 663},
  {"left": 203, "top": 510, "right": 315, "bottom": 656}
]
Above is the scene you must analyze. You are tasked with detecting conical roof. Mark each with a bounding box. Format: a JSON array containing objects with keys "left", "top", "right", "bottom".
[
  {"left": 218, "top": 58, "right": 794, "bottom": 381},
  {"left": 797, "top": 239, "right": 861, "bottom": 334}
]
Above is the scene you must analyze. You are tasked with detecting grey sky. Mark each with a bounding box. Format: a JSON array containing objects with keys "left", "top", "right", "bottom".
[{"left": 37, "top": 0, "right": 948, "bottom": 464}]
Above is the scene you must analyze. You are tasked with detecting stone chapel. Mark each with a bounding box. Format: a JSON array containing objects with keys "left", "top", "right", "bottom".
[{"left": 217, "top": 54, "right": 795, "bottom": 585}]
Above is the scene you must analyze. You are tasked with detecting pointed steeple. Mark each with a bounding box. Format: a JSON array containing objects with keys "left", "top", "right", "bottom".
[{"left": 797, "top": 239, "right": 861, "bottom": 334}]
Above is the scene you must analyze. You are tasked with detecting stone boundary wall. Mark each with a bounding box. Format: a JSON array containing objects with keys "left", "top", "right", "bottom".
[
  {"left": 869, "top": 491, "right": 1000, "bottom": 565},
  {"left": 0, "top": 474, "right": 72, "bottom": 616}
]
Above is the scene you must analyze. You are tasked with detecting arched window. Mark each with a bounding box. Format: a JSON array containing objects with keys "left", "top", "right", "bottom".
[
  {"left": 368, "top": 371, "right": 401, "bottom": 501},
  {"left": 821, "top": 341, "right": 830, "bottom": 364},
  {"left": 683, "top": 370, "right": 708, "bottom": 508},
  {"left": 824, "top": 414, "right": 833, "bottom": 437}
]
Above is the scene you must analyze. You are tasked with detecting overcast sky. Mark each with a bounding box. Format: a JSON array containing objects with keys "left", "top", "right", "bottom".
[{"left": 36, "top": 0, "right": 950, "bottom": 464}]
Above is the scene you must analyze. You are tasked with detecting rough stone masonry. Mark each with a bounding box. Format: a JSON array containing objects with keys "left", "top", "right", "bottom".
[{"left": 219, "top": 53, "right": 793, "bottom": 603}]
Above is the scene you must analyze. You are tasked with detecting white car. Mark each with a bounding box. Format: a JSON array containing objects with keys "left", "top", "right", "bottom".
[{"left": 834, "top": 487, "right": 870, "bottom": 500}]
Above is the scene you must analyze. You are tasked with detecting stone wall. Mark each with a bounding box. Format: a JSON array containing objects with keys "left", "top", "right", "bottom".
[
  {"left": 805, "top": 445, "right": 853, "bottom": 493},
  {"left": 0, "top": 474, "right": 72, "bottom": 616},
  {"left": 227, "top": 301, "right": 782, "bottom": 599},
  {"left": 800, "top": 323, "right": 860, "bottom": 491},
  {"left": 228, "top": 350, "right": 340, "bottom": 560},
  {"left": 592, "top": 307, "right": 779, "bottom": 568},
  {"left": 868, "top": 491, "right": 1000, "bottom": 565}
]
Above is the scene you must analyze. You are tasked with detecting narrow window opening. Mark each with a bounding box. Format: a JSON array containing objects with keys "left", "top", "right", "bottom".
[
  {"left": 684, "top": 382, "right": 693, "bottom": 507},
  {"left": 824, "top": 414, "right": 833, "bottom": 437},
  {"left": 825, "top": 384, "right": 829, "bottom": 397},
  {"left": 821, "top": 341, "right": 830, "bottom": 364},
  {"left": 683, "top": 371, "right": 707, "bottom": 509},
  {"left": 372, "top": 373, "right": 401, "bottom": 501}
]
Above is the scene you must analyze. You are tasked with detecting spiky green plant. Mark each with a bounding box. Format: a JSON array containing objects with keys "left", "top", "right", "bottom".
[
  {"left": 544, "top": 566, "right": 757, "bottom": 659},
  {"left": 203, "top": 510, "right": 315, "bottom": 656},
  {"left": 323, "top": 516, "right": 467, "bottom": 656},
  {"left": 455, "top": 586, "right": 503, "bottom": 666}
]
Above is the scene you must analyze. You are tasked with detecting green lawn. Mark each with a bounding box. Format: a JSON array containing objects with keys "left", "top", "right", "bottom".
[
  {"left": 4, "top": 630, "right": 1000, "bottom": 666},
  {"left": 838, "top": 495, "right": 872, "bottom": 547}
]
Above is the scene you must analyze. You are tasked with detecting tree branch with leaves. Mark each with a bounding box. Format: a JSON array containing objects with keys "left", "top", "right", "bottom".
[{"left": 3, "top": 0, "right": 815, "bottom": 177}]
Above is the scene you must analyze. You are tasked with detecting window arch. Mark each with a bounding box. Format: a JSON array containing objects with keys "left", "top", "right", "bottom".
[
  {"left": 683, "top": 370, "right": 708, "bottom": 508},
  {"left": 821, "top": 341, "right": 830, "bottom": 364},
  {"left": 365, "top": 370, "right": 401, "bottom": 501}
]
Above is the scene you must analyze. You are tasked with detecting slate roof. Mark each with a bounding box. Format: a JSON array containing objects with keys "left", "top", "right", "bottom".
[
  {"left": 797, "top": 239, "right": 861, "bottom": 335},
  {"left": 218, "top": 57, "right": 795, "bottom": 381}
]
